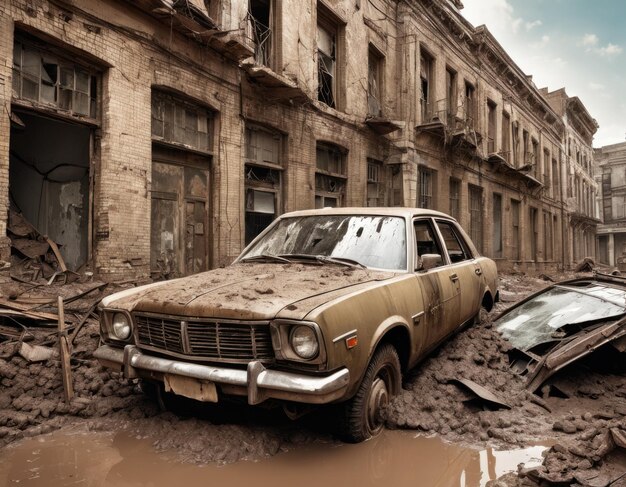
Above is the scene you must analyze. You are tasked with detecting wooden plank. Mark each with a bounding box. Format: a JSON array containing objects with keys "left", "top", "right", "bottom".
[
  {"left": 0, "top": 299, "right": 59, "bottom": 321},
  {"left": 46, "top": 237, "right": 68, "bottom": 272},
  {"left": 57, "top": 297, "right": 74, "bottom": 402}
]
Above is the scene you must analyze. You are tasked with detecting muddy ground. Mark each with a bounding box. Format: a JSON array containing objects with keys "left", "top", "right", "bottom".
[{"left": 0, "top": 271, "right": 625, "bottom": 485}]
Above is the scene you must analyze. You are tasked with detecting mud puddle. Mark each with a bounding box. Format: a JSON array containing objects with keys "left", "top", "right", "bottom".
[{"left": 0, "top": 428, "right": 547, "bottom": 487}]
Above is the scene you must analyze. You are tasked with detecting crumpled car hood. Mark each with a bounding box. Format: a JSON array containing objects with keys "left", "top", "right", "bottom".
[{"left": 102, "top": 263, "right": 395, "bottom": 320}]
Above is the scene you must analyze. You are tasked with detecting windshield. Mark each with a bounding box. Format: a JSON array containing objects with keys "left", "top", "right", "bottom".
[
  {"left": 241, "top": 215, "right": 407, "bottom": 271},
  {"left": 495, "top": 284, "right": 626, "bottom": 351}
]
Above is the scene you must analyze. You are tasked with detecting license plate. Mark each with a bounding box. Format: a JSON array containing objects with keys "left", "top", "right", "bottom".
[{"left": 164, "top": 374, "right": 218, "bottom": 403}]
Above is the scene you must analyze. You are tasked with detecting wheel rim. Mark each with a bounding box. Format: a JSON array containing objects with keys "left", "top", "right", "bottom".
[{"left": 366, "top": 373, "right": 391, "bottom": 435}]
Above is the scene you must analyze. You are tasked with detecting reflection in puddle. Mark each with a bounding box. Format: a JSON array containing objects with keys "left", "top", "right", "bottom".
[{"left": 0, "top": 429, "right": 546, "bottom": 487}]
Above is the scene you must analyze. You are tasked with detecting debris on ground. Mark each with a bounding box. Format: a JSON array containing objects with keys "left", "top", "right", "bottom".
[
  {"left": 575, "top": 257, "right": 596, "bottom": 273},
  {"left": 0, "top": 269, "right": 624, "bottom": 484}
]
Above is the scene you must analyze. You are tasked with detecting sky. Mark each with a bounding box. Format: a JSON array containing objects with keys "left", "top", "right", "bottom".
[{"left": 460, "top": 0, "right": 625, "bottom": 148}]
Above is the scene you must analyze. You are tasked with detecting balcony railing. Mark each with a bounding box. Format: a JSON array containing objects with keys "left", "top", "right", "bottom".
[{"left": 246, "top": 13, "right": 272, "bottom": 66}]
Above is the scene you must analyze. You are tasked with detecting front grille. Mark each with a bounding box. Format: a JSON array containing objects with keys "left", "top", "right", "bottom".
[{"left": 134, "top": 313, "right": 274, "bottom": 363}]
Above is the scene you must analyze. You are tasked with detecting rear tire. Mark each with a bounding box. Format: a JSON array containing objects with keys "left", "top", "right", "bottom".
[{"left": 341, "top": 343, "right": 401, "bottom": 443}]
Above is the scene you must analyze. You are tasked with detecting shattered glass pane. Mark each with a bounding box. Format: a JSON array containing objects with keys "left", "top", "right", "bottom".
[
  {"left": 12, "top": 70, "right": 20, "bottom": 97},
  {"left": 495, "top": 284, "right": 626, "bottom": 351},
  {"left": 41, "top": 82, "right": 56, "bottom": 104}
]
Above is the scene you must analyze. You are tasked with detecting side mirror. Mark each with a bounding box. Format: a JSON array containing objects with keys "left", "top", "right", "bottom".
[{"left": 417, "top": 253, "right": 442, "bottom": 271}]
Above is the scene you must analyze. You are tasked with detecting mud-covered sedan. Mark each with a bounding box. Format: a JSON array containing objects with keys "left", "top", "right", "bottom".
[{"left": 95, "top": 208, "right": 498, "bottom": 441}]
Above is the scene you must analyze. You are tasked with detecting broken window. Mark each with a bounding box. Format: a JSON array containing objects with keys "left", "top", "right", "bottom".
[
  {"left": 248, "top": 0, "right": 273, "bottom": 67},
  {"left": 418, "top": 167, "right": 435, "bottom": 209},
  {"left": 368, "top": 46, "right": 383, "bottom": 117},
  {"left": 12, "top": 38, "right": 98, "bottom": 119},
  {"left": 446, "top": 66, "right": 457, "bottom": 122},
  {"left": 512, "top": 121, "right": 519, "bottom": 167},
  {"left": 315, "top": 142, "right": 346, "bottom": 208},
  {"left": 449, "top": 178, "right": 460, "bottom": 221},
  {"left": 420, "top": 48, "right": 435, "bottom": 122},
  {"left": 543, "top": 149, "right": 550, "bottom": 188},
  {"left": 244, "top": 125, "right": 283, "bottom": 244},
  {"left": 532, "top": 139, "right": 540, "bottom": 178},
  {"left": 367, "top": 159, "right": 385, "bottom": 207},
  {"left": 522, "top": 130, "right": 530, "bottom": 166},
  {"left": 464, "top": 81, "right": 475, "bottom": 128},
  {"left": 317, "top": 8, "right": 342, "bottom": 108},
  {"left": 501, "top": 112, "right": 511, "bottom": 161},
  {"left": 151, "top": 91, "right": 213, "bottom": 153},
  {"left": 511, "top": 199, "right": 520, "bottom": 260},
  {"left": 487, "top": 99, "right": 497, "bottom": 154},
  {"left": 468, "top": 185, "right": 482, "bottom": 252},
  {"left": 492, "top": 193, "right": 502, "bottom": 258}
]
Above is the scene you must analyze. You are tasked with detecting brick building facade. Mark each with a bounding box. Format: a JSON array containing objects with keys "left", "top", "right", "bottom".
[{"left": 0, "top": 0, "right": 598, "bottom": 280}]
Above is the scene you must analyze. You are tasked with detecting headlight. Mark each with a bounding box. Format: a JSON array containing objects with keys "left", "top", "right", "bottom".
[
  {"left": 111, "top": 312, "right": 131, "bottom": 340},
  {"left": 289, "top": 325, "right": 319, "bottom": 359}
]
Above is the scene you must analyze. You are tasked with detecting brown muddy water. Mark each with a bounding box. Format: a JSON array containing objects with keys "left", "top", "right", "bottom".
[{"left": 0, "top": 429, "right": 546, "bottom": 487}]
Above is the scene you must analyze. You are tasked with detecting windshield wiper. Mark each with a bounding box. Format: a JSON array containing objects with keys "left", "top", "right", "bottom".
[
  {"left": 279, "top": 254, "right": 366, "bottom": 269},
  {"left": 240, "top": 254, "right": 293, "bottom": 264}
]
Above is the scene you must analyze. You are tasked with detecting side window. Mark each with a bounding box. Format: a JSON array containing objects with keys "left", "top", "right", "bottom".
[
  {"left": 436, "top": 220, "right": 472, "bottom": 263},
  {"left": 414, "top": 220, "right": 443, "bottom": 264}
]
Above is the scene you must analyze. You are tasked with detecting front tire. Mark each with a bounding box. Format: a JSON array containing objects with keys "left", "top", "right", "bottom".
[{"left": 342, "top": 343, "right": 401, "bottom": 443}]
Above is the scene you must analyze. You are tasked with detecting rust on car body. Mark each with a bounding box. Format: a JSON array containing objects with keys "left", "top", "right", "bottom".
[{"left": 95, "top": 207, "right": 498, "bottom": 441}]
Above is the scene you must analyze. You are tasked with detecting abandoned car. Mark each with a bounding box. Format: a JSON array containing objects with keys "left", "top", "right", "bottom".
[
  {"left": 494, "top": 273, "right": 626, "bottom": 392},
  {"left": 94, "top": 208, "right": 499, "bottom": 441}
]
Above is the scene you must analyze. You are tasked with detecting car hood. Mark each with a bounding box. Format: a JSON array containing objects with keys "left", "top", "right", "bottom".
[{"left": 102, "top": 263, "right": 395, "bottom": 320}]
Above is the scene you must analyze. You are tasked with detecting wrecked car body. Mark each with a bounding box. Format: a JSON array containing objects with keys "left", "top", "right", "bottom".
[
  {"left": 94, "top": 208, "right": 498, "bottom": 442},
  {"left": 495, "top": 273, "right": 626, "bottom": 392}
]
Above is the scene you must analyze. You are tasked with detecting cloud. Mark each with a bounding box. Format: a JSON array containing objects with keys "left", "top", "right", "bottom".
[
  {"left": 598, "top": 43, "right": 622, "bottom": 56},
  {"left": 582, "top": 33, "right": 599, "bottom": 47},
  {"left": 581, "top": 33, "right": 622, "bottom": 57},
  {"left": 530, "top": 35, "right": 550, "bottom": 49},
  {"left": 525, "top": 20, "right": 542, "bottom": 31},
  {"left": 461, "top": 0, "right": 524, "bottom": 35},
  {"left": 589, "top": 82, "right": 605, "bottom": 91}
]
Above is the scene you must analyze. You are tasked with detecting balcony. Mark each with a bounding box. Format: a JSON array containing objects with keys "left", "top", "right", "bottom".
[{"left": 415, "top": 98, "right": 448, "bottom": 136}]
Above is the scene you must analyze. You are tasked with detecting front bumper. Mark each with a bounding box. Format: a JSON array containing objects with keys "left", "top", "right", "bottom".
[{"left": 94, "top": 345, "right": 350, "bottom": 405}]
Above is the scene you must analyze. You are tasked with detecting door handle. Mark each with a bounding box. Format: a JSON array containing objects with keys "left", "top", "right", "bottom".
[
  {"left": 449, "top": 273, "right": 459, "bottom": 282},
  {"left": 475, "top": 268, "right": 482, "bottom": 276}
]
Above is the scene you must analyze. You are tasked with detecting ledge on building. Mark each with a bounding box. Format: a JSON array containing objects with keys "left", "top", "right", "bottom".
[
  {"left": 367, "top": 117, "right": 404, "bottom": 135},
  {"left": 486, "top": 154, "right": 543, "bottom": 189},
  {"left": 570, "top": 212, "right": 601, "bottom": 227},
  {"left": 415, "top": 117, "right": 445, "bottom": 136},
  {"left": 450, "top": 126, "right": 482, "bottom": 149},
  {"left": 240, "top": 60, "right": 309, "bottom": 102}
]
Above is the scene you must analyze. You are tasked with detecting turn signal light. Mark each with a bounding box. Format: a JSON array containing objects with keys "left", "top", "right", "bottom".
[{"left": 345, "top": 336, "right": 358, "bottom": 349}]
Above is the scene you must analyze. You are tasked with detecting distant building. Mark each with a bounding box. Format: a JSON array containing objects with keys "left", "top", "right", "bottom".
[
  {"left": 0, "top": 0, "right": 599, "bottom": 280},
  {"left": 596, "top": 142, "right": 626, "bottom": 269}
]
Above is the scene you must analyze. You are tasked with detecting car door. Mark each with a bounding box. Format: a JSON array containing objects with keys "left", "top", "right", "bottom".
[
  {"left": 412, "top": 218, "right": 462, "bottom": 347},
  {"left": 434, "top": 219, "right": 482, "bottom": 324}
]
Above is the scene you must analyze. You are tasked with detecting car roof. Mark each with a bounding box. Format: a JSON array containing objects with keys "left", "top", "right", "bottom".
[{"left": 278, "top": 207, "right": 456, "bottom": 220}]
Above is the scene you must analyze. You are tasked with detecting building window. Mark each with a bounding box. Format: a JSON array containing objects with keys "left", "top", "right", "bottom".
[
  {"left": 511, "top": 199, "right": 520, "bottom": 260},
  {"left": 151, "top": 91, "right": 213, "bottom": 153},
  {"left": 367, "top": 159, "right": 385, "bottom": 207},
  {"left": 316, "top": 142, "right": 346, "bottom": 208},
  {"left": 501, "top": 112, "right": 511, "bottom": 161},
  {"left": 529, "top": 207, "right": 538, "bottom": 261},
  {"left": 492, "top": 193, "right": 502, "bottom": 258},
  {"left": 446, "top": 66, "right": 457, "bottom": 121},
  {"left": 532, "top": 139, "right": 540, "bottom": 178},
  {"left": 420, "top": 48, "right": 435, "bottom": 122},
  {"left": 551, "top": 158, "right": 559, "bottom": 199},
  {"left": 244, "top": 125, "right": 283, "bottom": 243},
  {"left": 512, "top": 121, "right": 519, "bottom": 167},
  {"left": 418, "top": 167, "right": 435, "bottom": 209},
  {"left": 464, "top": 81, "right": 476, "bottom": 128},
  {"left": 12, "top": 38, "right": 98, "bottom": 119},
  {"left": 248, "top": 0, "right": 274, "bottom": 67},
  {"left": 543, "top": 211, "right": 553, "bottom": 261},
  {"left": 487, "top": 99, "right": 497, "bottom": 154},
  {"left": 543, "top": 149, "right": 550, "bottom": 188},
  {"left": 469, "top": 185, "right": 483, "bottom": 252},
  {"left": 449, "top": 178, "right": 461, "bottom": 220},
  {"left": 522, "top": 130, "right": 530, "bottom": 167},
  {"left": 317, "top": 7, "right": 342, "bottom": 108},
  {"left": 368, "top": 46, "right": 383, "bottom": 117}
]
